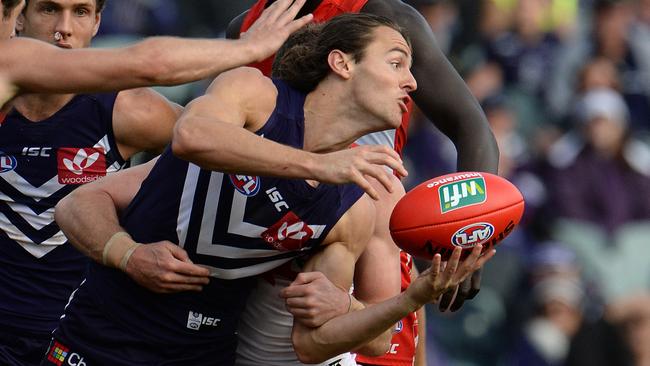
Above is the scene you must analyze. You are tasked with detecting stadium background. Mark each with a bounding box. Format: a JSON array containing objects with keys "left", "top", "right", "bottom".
[{"left": 92, "top": 1, "right": 650, "bottom": 364}]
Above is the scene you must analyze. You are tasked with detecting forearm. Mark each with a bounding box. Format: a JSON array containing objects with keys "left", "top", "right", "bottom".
[
  {"left": 55, "top": 189, "right": 127, "bottom": 263},
  {"left": 172, "top": 116, "right": 320, "bottom": 179},
  {"left": 293, "top": 292, "right": 419, "bottom": 364},
  {"left": 10, "top": 37, "right": 260, "bottom": 94}
]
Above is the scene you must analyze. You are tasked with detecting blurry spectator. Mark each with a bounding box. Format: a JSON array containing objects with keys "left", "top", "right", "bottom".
[
  {"left": 607, "top": 294, "right": 650, "bottom": 366},
  {"left": 484, "top": 0, "right": 561, "bottom": 96},
  {"left": 480, "top": 0, "right": 563, "bottom": 137},
  {"left": 407, "top": 0, "right": 459, "bottom": 53},
  {"left": 507, "top": 243, "right": 632, "bottom": 366},
  {"left": 549, "top": 0, "right": 650, "bottom": 130},
  {"left": 547, "top": 88, "right": 650, "bottom": 233},
  {"left": 482, "top": 93, "right": 528, "bottom": 177},
  {"left": 577, "top": 57, "right": 622, "bottom": 93}
]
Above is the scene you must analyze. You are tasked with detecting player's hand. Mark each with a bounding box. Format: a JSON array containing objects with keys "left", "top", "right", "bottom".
[
  {"left": 124, "top": 241, "right": 211, "bottom": 293},
  {"left": 240, "top": 0, "right": 314, "bottom": 62},
  {"left": 438, "top": 268, "right": 482, "bottom": 312},
  {"left": 280, "top": 272, "right": 350, "bottom": 328},
  {"left": 314, "top": 145, "right": 408, "bottom": 200},
  {"left": 405, "top": 245, "right": 494, "bottom": 308}
]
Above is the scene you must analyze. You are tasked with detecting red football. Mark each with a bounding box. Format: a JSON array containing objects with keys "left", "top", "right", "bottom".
[{"left": 390, "top": 172, "right": 524, "bottom": 260}]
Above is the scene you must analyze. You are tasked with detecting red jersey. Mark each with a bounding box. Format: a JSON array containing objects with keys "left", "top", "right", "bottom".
[
  {"left": 240, "top": 0, "right": 411, "bottom": 157},
  {"left": 242, "top": 3, "right": 418, "bottom": 364}
]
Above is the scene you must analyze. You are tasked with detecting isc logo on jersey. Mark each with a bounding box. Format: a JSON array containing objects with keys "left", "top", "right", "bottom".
[
  {"left": 0, "top": 150, "right": 17, "bottom": 173},
  {"left": 186, "top": 311, "right": 221, "bottom": 331},
  {"left": 57, "top": 147, "right": 106, "bottom": 185},
  {"left": 437, "top": 177, "right": 486, "bottom": 213},
  {"left": 451, "top": 222, "right": 494, "bottom": 248},
  {"left": 230, "top": 174, "right": 261, "bottom": 196}
]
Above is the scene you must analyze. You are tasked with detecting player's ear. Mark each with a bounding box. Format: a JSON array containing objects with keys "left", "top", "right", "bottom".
[
  {"left": 327, "top": 49, "right": 354, "bottom": 80},
  {"left": 15, "top": 13, "right": 25, "bottom": 33},
  {"left": 92, "top": 12, "right": 101, "bottom": 37}
]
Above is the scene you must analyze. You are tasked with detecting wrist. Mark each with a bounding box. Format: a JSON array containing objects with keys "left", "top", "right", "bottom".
[
  {"left": 400, "top": 288, "right": 425, "bottom": 314},
  {"left": 102, "top": 231, "right": 141, "bottom": 272}
]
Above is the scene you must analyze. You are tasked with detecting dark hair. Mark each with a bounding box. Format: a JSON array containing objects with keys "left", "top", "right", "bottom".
[
  {"left": 272, "top": 13, "right": 410, "bottom": 93},
  {"left": 24, "top": 0, "right": 106, "bottom": 13},
  {"left": 2, "top": 0, "right": 22, "bottom": 18}
]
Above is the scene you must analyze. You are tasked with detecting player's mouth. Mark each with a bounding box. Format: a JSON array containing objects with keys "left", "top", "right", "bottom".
[
  {"left": 398, "top": 96, "right": 410, "bottom": 113},
  {"left": 55, "top": 42, "right": 72, "bottom": 49}
]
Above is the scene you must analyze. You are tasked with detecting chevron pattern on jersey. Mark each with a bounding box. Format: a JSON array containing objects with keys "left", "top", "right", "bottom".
[{"left": 0, "top": 135, "right": 124, "bottom": 258}]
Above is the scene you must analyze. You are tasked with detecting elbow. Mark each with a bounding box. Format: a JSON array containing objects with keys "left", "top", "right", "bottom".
[
  {"left": 171, "top": 120, "right": 197, "bottom": 160},
  {"left": 54, "top": 189, "right": 80, "bottom": 230},
  {"left": 292, "top": 333, "right": 331, "bottom": 364},
  {"left": 355, "top": 333, "right": 391, "bottom": 358}
]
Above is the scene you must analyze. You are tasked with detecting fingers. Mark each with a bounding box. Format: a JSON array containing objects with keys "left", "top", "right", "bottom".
[
  {"left": 165, "top": 245, "right": 211, "bottom": 277},
  {"left": 467, "top": 269, "right": 483, "bottom": 300},
  {"left": 291, "top": 271, "right": 324, "bottom": 286},
  {"left": 351, "top": 171, "right": 379, "bottom": 200},
  {"left": 438, "top": 286, "right": 458, "bottom": 312},
  {"left": 449, "top": 277, "right": 472, "bottom": 312}
]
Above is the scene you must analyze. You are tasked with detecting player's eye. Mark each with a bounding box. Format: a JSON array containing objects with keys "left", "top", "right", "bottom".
[
  {"left": 41, "top": 4, "right": 56, "bottom": 14},
  {"left": 75, "top": 7, "right": 89, "bottom": 16}
]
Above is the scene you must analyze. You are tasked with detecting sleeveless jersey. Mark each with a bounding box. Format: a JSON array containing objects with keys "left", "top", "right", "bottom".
[
  {"left": 236, "top": 273, "right": 358, "bottom": 366},
  {"left": 355, "top": 251, "right": 418, "bottom": 366},
  {"left": 240, "top": 0, "right": 412, "bottom": 157},
  {"left": 0, "top": 93, "right": 124, "bottom": 336},
  {"left": 243, "top": 2, "right": 418, "bottom": 364},
  {"left": 56, "top": 79, "right": 365, "bottom": 350}
]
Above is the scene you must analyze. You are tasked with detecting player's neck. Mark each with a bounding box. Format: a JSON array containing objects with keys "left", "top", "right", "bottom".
[
  {"left": 12, "top": 93, "right": 76, "bottom": 122},
  {"left": 302, "top": 85, "right": 381, "bottom": 153}
]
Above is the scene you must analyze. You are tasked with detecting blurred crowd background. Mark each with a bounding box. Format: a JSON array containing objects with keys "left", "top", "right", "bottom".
[{"left": 92, "top": 0, "right": 650, "bottom": 365}]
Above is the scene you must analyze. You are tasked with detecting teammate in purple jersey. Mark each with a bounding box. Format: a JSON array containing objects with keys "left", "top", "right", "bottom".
[{"left": 52, "top": 14, "right": 494, "bottom": 366}]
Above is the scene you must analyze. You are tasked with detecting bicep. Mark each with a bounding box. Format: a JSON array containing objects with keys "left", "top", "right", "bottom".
[{"left": 112, "top": 88, "right": 180, "bottom": 157}]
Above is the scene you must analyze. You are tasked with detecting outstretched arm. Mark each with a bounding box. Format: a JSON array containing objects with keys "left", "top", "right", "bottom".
[
  {"left": 1, "top": 0, "right": 312, "bottom": 94},
  {"left": 284, "top": 195, "right": 496, "bottom": 364}
]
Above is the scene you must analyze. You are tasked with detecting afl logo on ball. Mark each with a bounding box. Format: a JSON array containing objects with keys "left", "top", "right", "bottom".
[
  {"left": 229, "top": 174, "right": 261, "bottom": 196},
  {"left": 451, "top": 222, "right": 494, "bottom": 248}
]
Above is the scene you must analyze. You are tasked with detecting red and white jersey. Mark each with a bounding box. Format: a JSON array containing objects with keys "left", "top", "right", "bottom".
[
  {"left": 355, "top": 251, "right": 418, "bottom": 366},
  {"left": 240, "top": 0, "right": 412, "bottom": 157}
]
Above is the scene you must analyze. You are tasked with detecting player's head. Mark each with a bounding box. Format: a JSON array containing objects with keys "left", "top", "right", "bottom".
[
  {"left": 273, "top": 13, "right": 417, "bottom": 128},
  {"left": 16, "top": 0, "right": 104, "bottom": 48},
  {"left": 0, "top": 0, "right": 25, "bottom": 39}
]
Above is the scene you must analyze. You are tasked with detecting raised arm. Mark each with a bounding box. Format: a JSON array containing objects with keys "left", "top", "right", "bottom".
[{"left": 0, "top": 0, "right": 312, "bottom": 94}]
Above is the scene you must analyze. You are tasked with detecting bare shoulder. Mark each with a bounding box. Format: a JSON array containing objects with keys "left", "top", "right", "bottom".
[
  {"left": 326, "top": 195, "right": 376, "bottom": 258},
  {"left": 114, "top": 87, "right": 178, "bottom": 118},
  {"left": 208, "top": 66, "right": 275, "bottom": 96},
  {"left": 207, "top": 67, "right": 277, "bottom": 121}
]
